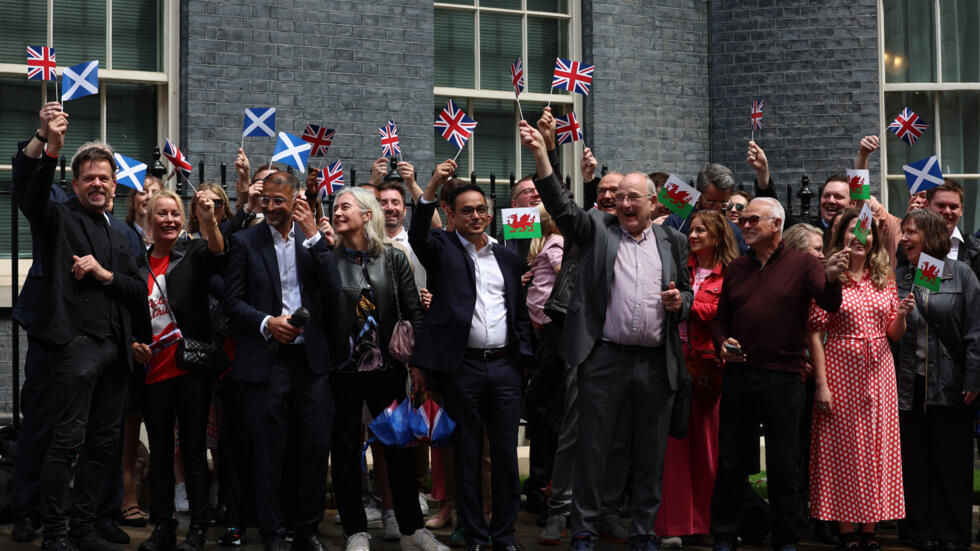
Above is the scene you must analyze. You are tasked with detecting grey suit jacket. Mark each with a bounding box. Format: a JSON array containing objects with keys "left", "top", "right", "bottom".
[{"left": 533, "top": 172, "right": 693, "bottom": 391}]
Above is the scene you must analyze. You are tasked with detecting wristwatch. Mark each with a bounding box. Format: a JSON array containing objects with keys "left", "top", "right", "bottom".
[{"left": 34, "top": 130, "right": 48, "bottom": 143}]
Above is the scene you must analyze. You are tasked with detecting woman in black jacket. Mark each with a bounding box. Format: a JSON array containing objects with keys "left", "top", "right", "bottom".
[
  {"left": 894, "top": 208, "right": 980, "bottom": 551},
  {"left": 131, "top": 189, "right": 226, "bottom": 551},
  {"left": 326, "top": 187, "right": 441, "bottom": 551}
]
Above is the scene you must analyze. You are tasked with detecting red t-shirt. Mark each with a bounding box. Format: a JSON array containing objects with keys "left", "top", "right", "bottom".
[{"left": 144, "top": 255, "right": 186, "bottom": 385}]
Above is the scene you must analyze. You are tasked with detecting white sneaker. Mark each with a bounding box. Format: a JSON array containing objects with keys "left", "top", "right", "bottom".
[
  {"left": 382, "top": 509, "right": 400, "bottom": 541},
  {"left": 365, "top": 499, "right": 383, "bottom": 529},
  {"left": 346, "top": 531, "right": 371, "bottom": 551},
  {"left": 661, "top": 536, "right": 683, "bottom": 549},
  {"left": 418, "top": 493, "right": 430, "bottom": 516},
  {"left": 174, "top": 482, "right": 189, "bottom": 513},
  {"left": 400, "top": 528, "right": 450, "bottom": 551}
]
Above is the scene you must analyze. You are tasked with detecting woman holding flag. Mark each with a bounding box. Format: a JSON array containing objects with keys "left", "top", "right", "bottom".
[
  {"left": 893, "top": 208, "right": 980, "bottom": 551},
  {"left": 805, "top": 208, "right": 909, "bottom": 551}
]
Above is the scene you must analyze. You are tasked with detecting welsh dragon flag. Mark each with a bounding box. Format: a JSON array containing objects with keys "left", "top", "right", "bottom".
[
  {"left": 853, "top": 203, "right": 873, "bottom": 245},
  {"left": 657, "top": 175, "right": 701, "bottom": 219},
  {"left": 914, "top": 252, "right": 943, "bottom": 292},
  {"left": 501, "top": 207, "right": 541, "bottom": 239},
  {"left": 846, "top": 168, "right": 870, "bottom": 200}
]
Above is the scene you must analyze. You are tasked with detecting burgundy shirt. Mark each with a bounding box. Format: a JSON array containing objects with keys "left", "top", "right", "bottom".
[{"left": 711, "top": 244, "right": 842, "bottom": 379}]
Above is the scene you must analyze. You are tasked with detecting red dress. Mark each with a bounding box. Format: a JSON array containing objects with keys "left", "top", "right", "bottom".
[{"left": 807, "top": 273, "right": 905, "bottom": 523}]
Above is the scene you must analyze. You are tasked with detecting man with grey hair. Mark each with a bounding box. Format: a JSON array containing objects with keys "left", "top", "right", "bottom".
[
  {"left": 663, "top": 163, "right": 747, "bottom": 252},
  {"left": 709, "top": 197, "right": 851, "bottom": 551}
]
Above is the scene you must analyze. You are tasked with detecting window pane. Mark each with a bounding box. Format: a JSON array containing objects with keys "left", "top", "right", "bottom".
[
  {"left": 956, "top": 179, "right": 979, "bottom": 236},
  {"left": 0, "top": 169, "right": 35, "bottom": 260},
  {"left": 107, "top": 83, "right": 158, "bottom": 164},
  {"left": 0, "top": 78, "right": 44, "bottom": 158},
  {"left": 54, "top": 1, "right": 107, "bottom": 67},
  {"left": 883, "top": 0, "right": 935, "bottom": 83},
  {"left": 482, "top": 0, "right": 520, "bottom": 9},
  {"left": 938, "top": 91, "right": 980, "bottom": 175},
  {"left": 884, "top": 92, "right": 935, "bottom": 175},
  {"left": 0, "top": 2, "right": 46, "bottom": 65},
  {"left": 437, "top": 0, "right": 473, "bottom": 4},
  {"left": 434, "top": 98, "right": 470, "bottom": 175},
  {"left": 526, "top": 17, "right": 563, "bottom": 93},
  {"left": 113, "top": 0, "right": 162, "bottom": 71},
  {"left": 940, "top": 0, "right": 980, "bottom": 83},
  {"left": 434, "top": 9, "right": 475, "bottom": 88},
  {"left": 527, "top": 0, "right": 568, "bottom": 13},
  {"left": 61, "top": 93, "right": 102, "bottom": 164},
  {"left": 480, "top": 13, "right": 522, "bottom": 91},
  {"left": 520, "top": 101, "right": 559, "bottom": 179},
  {"left": 472, "top": 99, "right": 516, "bottom": 178}
]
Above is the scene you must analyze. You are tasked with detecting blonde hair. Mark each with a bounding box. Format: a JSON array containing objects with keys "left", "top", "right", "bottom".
[
  {"left": 145, "top": 190, "right": 186, "bottom": 241},
  {"left": 782, "top": 223, "right": 823, "bottom": 252},
  {"left": 527, "top": 204, "right": 561, "bottom": 266},
  {"left": 334, "top": 186, "right": 386, "bottom": 256},
  {"left": 826, "top": 207, "right": 892, "bottom": 289},
  {"left": 188, "top": 182, "right": 231, "bottom": 233}
]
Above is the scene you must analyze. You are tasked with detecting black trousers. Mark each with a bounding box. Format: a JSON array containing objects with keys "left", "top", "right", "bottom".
[
  {"left": 330, "top": 366, "right": 423, "bottom": 536},
  {"left": 40, "top": 334, "right": 129, "bottom": 539},
  {"left": 216, "top": 375, "right": 255, "bottom": 528},
  {"left": 438, "top": 356, "right": 523, "bottom": 547},
  {"left": 711, "top": 366, "right": 805, "bottom": 551},
  {"left": 898, "top": 377, "right": 975, "bottom": 546},
  {"left": 524, "top": 323, "right": 562, "bottom": 502},
  {"left": 144, "top": 372, "right": 213, "bottom": 527},
  {"left": 245, "top": 345, "right": 333, "bottom": 543}
]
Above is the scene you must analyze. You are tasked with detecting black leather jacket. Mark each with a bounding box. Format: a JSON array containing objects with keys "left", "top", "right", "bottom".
[
  {"left": 325, "top": 244, "right": 423, "bottom": 369},
  {"left": 894, "top": 259, "right": 980, "bottom": 410}
]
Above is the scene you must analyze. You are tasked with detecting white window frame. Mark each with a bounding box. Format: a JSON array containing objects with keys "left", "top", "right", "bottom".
[
  {"left": 877, "top": 0, "right": 980, "bottom": 213},
  {"left": 434, "top": 0, "right": 584, "bottom": 201}
]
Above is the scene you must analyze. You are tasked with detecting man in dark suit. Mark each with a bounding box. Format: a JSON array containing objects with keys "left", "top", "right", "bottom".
[
  {"left": 224, "top": 171, "right": 341, "bottom": 551},
  {"left": 519, "top": 121, "right": 693, "bottom": 551},
  {"left": 409, "top": 159, "right": 534, "bottom": 551},
  {"left": 17, "top": 112, "right": 146, "bottom": 551}
]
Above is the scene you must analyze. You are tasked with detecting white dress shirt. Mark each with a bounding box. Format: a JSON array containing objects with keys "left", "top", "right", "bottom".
[
  {"left": 457, "top": 232, "right": 508, "bottom": 349},
  {"left": 259, "top": 225, "right": 322, "bottom": 343},
  {"left": 390, "top": 227, "right": 427, "bottom": 290},
  {"left": 949, "top": 226, "right": 963, "bottom": 261}
]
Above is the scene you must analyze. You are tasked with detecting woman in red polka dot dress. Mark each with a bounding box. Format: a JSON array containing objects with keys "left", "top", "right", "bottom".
[{"left": 806, "top": 208, "right": 914, "bottom": 551}]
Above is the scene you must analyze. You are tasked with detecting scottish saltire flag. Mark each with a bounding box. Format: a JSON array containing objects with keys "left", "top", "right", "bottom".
[
  {"left": 551, "top": 58, "right": 594, "bottom": 95},
  {"left": 27, "top": 46, "right": 56, "bottom": 80},
  {"left": 914, "top": 253, "right": 943, "bottom": 292},
  {"left": 317, "top": 160, "right": 345, "bottom": 199},
  {"left": 853, "top": 203, "right": 873, "bottom": 245},
  {"left": 162, "top": 138, "right": 192, "bottom": 179},
  {"left": 243, "top": 107, "right": 276, "bottom": 137},
  {"left": 751, "top": 100, "right": 764, "bottom": 130},
  {"left": 502, "top": 207, "right": 542, "bottom": 240},
  {"left": 302, "top": 124, "right": 335, "bottom": 157},
  {"left": 846, "top": 168, "right": 870, "bottom": 200},
  {"left": 379, "top": 121, "right": 401, "bottom": 157},
  {"left": 272, "top": 132, "right": 311, "bottom": 173},
  {"left": 113, "top": 153, "right": 147, "bottom": 192},
  {"left": 657, "top": 175, "right": 701, "bottom": 219},
  {"left": 511, "top": 58, "right": 525, "bottom": 97},
  {"left": 555, "top": 113, "right": 583, "bottom": 145},
  {"left": 903, "top": 155, "right": 943, "bottom": 194},
  {"left": 409, "top": 400, "right": 456, "bottom": 447},
  {"left": 62, "top": 60, "right": 99, "bottom": 101},
  {"left": 889, "top": 107, "right": 928, "bottom": 146},
  {"left": 434, "top": 100, "right": 477, "bottom": 150}
]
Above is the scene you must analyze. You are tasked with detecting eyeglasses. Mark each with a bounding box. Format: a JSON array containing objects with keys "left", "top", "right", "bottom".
[
  {"left": 727, "top": 203, "right": 745, "bottom": 212},
  {"left": 614, "top": 193, "right": 652, "bottom": 205},
  {"left": 701, "top": 198, "right": 731, "bottom": 208},
  {"left": 737, "top": 215, "right": 776, "bottom": 227},
  {"left": 211, "top": 199, "right": 226, "bottom": 209},
  {"left": 515, "top": 188, "right": 538, "bottom": 198},
  {"left": 457, "top": 205, "right": 489, "bottom": 217},
  {"left": 597, "top": 187, "right": 617, "bottom": 196},
  {"left": 259, "top": 196, "right": 288, "bottom": 207}
]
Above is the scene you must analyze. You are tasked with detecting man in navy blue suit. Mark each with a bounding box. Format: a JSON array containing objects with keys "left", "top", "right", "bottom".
[
  {"left": 409, "top": 159, "right": 534, "bottom": 551},
  {"left": 224, "top": 171, "right": 341, "bottom": 551}
]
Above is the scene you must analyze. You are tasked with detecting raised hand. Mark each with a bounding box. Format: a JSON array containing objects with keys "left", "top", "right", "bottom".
[
  {"left": 536, "top": 106, "right": 556, "bottom": 151},
  {"left": 581, "top": 147, "right": 598, "bottom": 182}
]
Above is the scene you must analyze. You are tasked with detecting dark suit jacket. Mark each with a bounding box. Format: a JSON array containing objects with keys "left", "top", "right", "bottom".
[
  {"left": 16, "top": 152, "right": 146, "bottom": 362},
  {"left": 408, "top": 199, "right": 534, "bottom": 373},
  {"left": 533, "top": 172, "right": 693, "bottom": 391},
  {"left": 223, "top": 221, "right": 341, "bottom": 382}
]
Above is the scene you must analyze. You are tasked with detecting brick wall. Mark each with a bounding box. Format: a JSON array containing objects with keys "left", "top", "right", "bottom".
[
  {"left": 0, "top": 318, "right": 28, "bottom": 417},
  {"left": 708, "top": 0, "right": 881, "bottom": 208},
  {"left": 180, "top": 0, "right": 435, "bottom": 188},
  {"left": 583, "top": 0, "right": 710, "bottom": 177}
]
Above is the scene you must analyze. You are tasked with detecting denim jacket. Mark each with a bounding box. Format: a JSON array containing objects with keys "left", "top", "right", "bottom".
[{"left": 894, "top": 259, "right": 980, "bottom": 410}]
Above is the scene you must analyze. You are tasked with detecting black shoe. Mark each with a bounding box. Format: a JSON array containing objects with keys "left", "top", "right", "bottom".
[
  {"left": 911, "top": 540, "right": 937, "bottom": 551},
  {"left": 264, "top": 536, "right": 289, "bottom": 551},
  {"left": 813, "top": 520, "right": 840, "bottom": 546},
  {"left": 96, "top": 520, "right": 131, "bottom": 545},
  {"left": 218, "top": 527, "right": 245, "bottom": 547},
  {"left": 494, "top": 546, "right": 519, "bottom": 551},
  {"left": 70, "top": 530, "right": 124, "bottom": 551},
  {"left": 467, "top": 545, "right": 487, "bottom": 551},
  {"left": 177, "top": 525, "right": 207, "bottom": 551},
  {"left": 139, "top": 522, "right": 178, "bottom": 551},
  {"left": 291, "top": 533, "right": 327, "bottom": 551},
  {"left": 41, "top": 536, "right": 80, "bottom": 551},
  {"left": 11, "top": 516, "right": 40, "bottom": 542}
]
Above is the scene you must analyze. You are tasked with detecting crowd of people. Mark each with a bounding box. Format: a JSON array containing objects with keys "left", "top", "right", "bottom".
[{"left": 8, "top": 100, "right": 980, "bottom": 551}]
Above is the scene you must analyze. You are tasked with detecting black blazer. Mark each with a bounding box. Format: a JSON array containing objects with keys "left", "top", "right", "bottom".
[
  {"left": 133, "top": 238, "right": 228, "bottom": 346},
  {"left": 15, "top": 153, "right": 146, "bottom": 361},
  {"left": 408, "top": 199, "right": 534, "bottom": 373},
  {"left": 223, "top": 221, "right": 341, "bottom": 382}
]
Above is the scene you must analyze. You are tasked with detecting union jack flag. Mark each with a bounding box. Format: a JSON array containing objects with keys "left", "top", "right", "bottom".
[
  {"left": 379, "top": 121, "right": 401, "bottom": 157},
  {"left": 162, "top": 138, "right": 192, "bottom": 179},
  {"left": 302, "top": 124, "right": 335, "bottom": 157},
  {"left": 888, "top": 107, "right": 928, "bottom": 146},
  {"left": 317, "top": 160, "right": 345, "bottom": 199},
  {"left": 555, "top": 112, "right": 583, "bottom": 145},
  {"left": 751, "top": 100, "right": 764, "bottom": 130},
  {"left": 552, "top": 58, "right": 594, "bottom": 96},
  {"left": 511, "top": 58, "right": 525, "bottom": 97},
  {"left": 27, "top": 46, "right": 56, "bottom": 80},
  {"left": 434, "top": 100, "right": 477, "bottom": 150}
]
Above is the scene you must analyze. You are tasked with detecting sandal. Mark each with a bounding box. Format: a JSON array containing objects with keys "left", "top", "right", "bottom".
[{"left": 118, "top": 505, "right": 147, "bottom": 527}]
